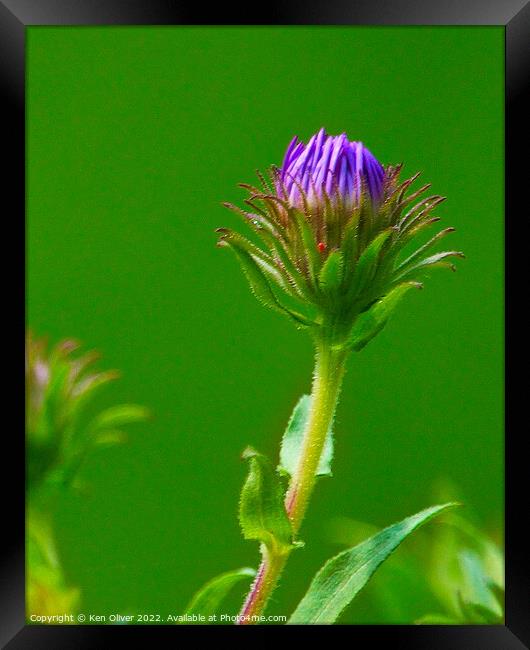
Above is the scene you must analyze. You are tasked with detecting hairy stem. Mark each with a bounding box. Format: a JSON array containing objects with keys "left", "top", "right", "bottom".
[{"left": 237, "top": 339, "right": 347, "bottom": 624}]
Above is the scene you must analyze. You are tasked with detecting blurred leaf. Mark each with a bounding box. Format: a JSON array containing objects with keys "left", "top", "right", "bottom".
[
  {"left": 181, "top": 567, "right": 255, "bottom": 623},
  {"left": 427, "top": 511, "right": 504, "bottom": 623},
  {"left": 239, "top": 448, "right": 297, "bottom": 555},
  {"left": 457, "top": 596, "right": 503, "bottom": 624},
  {"left": 26, "top": 508, "right": 79, "bottom": 619},
  {"left": 489, "top": 583, "right": 505, "bottom": 612},
  {"left": 27, "top": 332, "right": 152, "bottom": 494},
  {"left": 68, "top": 370, "right": 120, "bottom": 419},
  {"left": 349, "top": 281, "right": 421, "bottom": 351},
  {"left": 93, "top": 429, "right": 128, "bottom": 447},
  {"left": 89, "top": 404, "right": 150, "bottom": 432},
  {"left": 416, "top": 613, "right": 461, "bottom": 625},
  {"left": 448, "top": 515, "right": 504, "bottom": 592},
  {"left": 278, "top": 395, "right": 333, "bottom": 478},
  {"left": 457, "top": 549, "right": 503, "bottom": 620},
  {"left": 289, "top": 503, "right": 457, "bottom": 624},
  {"left": 27, "top": 510, "right": 59, "bottom": 569},
  {"left": 27, "top": 574, "right": 80, "bottom": 619}
]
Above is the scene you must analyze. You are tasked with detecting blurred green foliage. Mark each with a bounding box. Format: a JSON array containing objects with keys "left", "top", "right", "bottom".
[{"left": 26, "top": 333, "right": 148, "bottom": 620}]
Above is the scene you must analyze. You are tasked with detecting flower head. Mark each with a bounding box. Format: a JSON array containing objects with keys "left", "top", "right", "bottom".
[
  {"left": 280, "top": 129, "right": 384, "bottom": 209},
  {"left": 218, "top": 129, "right": 463, "bottom": 350}
]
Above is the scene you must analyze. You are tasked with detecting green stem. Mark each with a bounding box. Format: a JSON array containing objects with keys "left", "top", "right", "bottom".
[
  {"left": 237, "top": 338, "right": 348, "bottom": 625},
  {"left": 285, "top": 342, "right": 347, "bottom": 531}
]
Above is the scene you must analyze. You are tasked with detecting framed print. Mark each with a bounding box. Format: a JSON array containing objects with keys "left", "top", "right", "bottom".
[{"left": 1, "top": 0, "right": 528, "bottom": 646}]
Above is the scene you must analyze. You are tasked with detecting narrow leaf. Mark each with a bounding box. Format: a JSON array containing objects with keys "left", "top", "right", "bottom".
[
  {"left": 182, "top": 567, "right": 256, "bottom": 623},
  {"left": 349, "top": 282, "right": 421, "bottom": 351},
  {"left": 289, "top": 503, "right": 458, "bottom": 624},
  {"left": 239, "top": 448, "right": 296, "bottom": 555},
  {"left": 278, "top": 395, "right": 333, "bottom": 478},
  {"left": 90, "top": 404, "right": 150, "bottom": 431}
]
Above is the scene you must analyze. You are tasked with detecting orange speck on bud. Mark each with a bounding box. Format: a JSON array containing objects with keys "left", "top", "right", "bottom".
[{"left": 317, "top": 242, "right": 326, "bottom": 253}]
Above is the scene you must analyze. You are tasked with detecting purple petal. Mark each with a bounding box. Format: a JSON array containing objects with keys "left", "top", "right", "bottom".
[{"left": 277, "top": 130, "right": 384, "bottom": 209}]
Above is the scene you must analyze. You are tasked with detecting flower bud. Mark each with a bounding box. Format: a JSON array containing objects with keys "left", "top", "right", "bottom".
[
  {"left": 26, "top": 332, "right": 147, "bottom": 491},
  {"left": 219, "top": 129, "right": 463, "bottom": 349}
]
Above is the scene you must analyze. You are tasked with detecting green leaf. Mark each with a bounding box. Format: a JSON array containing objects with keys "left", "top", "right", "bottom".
[
  {"left": 239, "top": 447, "right": 296, "bottom": 555},
  {"left": 318, "top": 251, "right": 343, "bottom": 293},
  {"left": 278, "top": 395, "right": 333, "bottom": 478},
  {"left": 89, "top": 404, "right": 150, "bottom": 432},
  {"left": 349, "top": 282, "right": 421, "bottom": 351},
  {"left": 182, "top": 567, "right": 256, "bottom": 623},
  {"left": 289, "top": 503, "right": 458, "bottom": 624}
]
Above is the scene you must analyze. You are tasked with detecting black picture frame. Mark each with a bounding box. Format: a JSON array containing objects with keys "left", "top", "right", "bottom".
[{"left": 2, "top": 1, "right": 528, "bottom": 646}]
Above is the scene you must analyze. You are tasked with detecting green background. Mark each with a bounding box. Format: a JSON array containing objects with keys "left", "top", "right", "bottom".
[{"left": 27, "top": 26, "right": 504, "bottom": 623}]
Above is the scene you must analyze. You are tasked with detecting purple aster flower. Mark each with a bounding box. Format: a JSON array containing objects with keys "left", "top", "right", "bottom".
[{"left": 279, "top": 128, "right": 385, "bottom": 209}]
